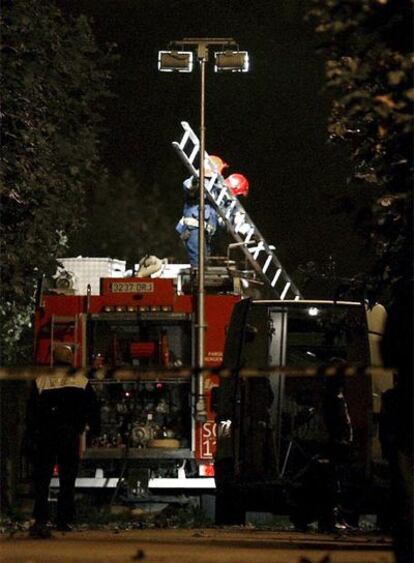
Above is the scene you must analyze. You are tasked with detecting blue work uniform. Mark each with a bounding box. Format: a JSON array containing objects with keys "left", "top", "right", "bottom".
[{"left": 176, "top": 176, "right": 219, "bottom": 265}]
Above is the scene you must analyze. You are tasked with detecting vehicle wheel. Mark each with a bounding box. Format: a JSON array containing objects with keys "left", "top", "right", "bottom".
[{"left": 215, "top": 488, "right": 245, "bottom": 525}]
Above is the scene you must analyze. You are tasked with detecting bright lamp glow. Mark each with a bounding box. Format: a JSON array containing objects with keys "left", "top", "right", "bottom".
[
  {"left": 308, "top": 307, "right": 319, "bottom": 317},
  {"left": 214, "top": 51, "right": 249, "bottom": 72},
  {"left": 158, "top": 50, "right": 193, "bottom": 72}
]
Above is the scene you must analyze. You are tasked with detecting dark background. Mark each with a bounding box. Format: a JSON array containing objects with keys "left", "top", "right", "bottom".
[{"left": 58, "top": 0, "right": 374, "bottom": 282}]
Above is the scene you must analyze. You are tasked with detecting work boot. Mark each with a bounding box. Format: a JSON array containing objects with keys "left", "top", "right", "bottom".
[
  {"left": 318, "top": 507, "right": 339, "bottom": 534},
  {"left": 318, "top": 507, "right": 356, "bottom": 534},
  {"left": 29, "top": 521, "right": 52, "bottom": 539}
]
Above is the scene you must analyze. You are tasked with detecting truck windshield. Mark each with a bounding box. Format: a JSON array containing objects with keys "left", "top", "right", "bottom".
[
  {"left": 272, "top": 304, "right": 369, "bottom": 366},
  {"left": 232, "top": 302, "right": 370, "bottom": 368}
]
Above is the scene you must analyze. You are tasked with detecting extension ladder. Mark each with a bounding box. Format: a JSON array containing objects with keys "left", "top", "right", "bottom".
[{"left": 172, "top": 121, "right": 302, "bottom": 300}]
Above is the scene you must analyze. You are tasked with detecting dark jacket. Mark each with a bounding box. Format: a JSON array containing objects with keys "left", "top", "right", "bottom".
[{"left": 26, "top": 370, "right": 100, "bottom": 440}]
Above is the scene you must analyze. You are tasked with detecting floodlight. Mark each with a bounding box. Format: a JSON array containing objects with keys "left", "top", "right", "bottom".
[
  {"left": 308, "top": 307, "right": 319, "bottom": 317},
  {"left": 158, "top": 50, "right": 193, "bottom": 72},
  {"left": 214, "top": 51, "right": 249, "bottom": 72}
]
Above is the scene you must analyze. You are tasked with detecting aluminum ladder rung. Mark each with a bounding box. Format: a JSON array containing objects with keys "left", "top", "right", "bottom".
[
  {"left": 179, "top": 130, "right": 191, "bottom": 151},
  {"left": 262, "top": 255, "right": 273, "bottom": 274},
  {"left": 224, "top": 201, "right": 237, "bottom": 219},
  {"left": 214, "top": 186, "right": 228, "bottom": 206},
  {"left": 280, "top": 282, "right": 291, "bottom": 300},
  {"left": 243, "top": 228, "right": 255, "bottom": 243},
  {"left": 188, "top": 143, "right": 199, "bottom": 165},
  {"left": 271, "top": 269, "right": 282, "bottom": 287}
]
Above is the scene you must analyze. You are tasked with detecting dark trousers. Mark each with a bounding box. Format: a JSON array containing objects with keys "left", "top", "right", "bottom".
[
  {"left": 181, "top": 227, "right": 212, "bottom": 265},
  {"left": 33, "top": 428, "right": 80, "bottom": 524}
]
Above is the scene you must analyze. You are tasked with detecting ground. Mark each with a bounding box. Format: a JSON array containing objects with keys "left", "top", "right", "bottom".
[{"left": 0, "top": 527, "right": 393, "bottom": 563}]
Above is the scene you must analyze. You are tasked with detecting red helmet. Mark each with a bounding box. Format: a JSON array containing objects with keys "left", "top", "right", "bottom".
[
  {"left": 206, "top": 155, "right": 229, "bottom": 176},
  {"left": 225, "top": 173, "right": 249, "bottom": 197}
]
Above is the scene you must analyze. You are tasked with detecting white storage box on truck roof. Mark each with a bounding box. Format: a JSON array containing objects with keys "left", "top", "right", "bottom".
[{"left": 57, "top": 257, "right": 126, "bottom": 295}]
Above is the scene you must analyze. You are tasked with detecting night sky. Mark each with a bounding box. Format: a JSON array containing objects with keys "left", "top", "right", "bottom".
[{"left": 59, "top": 0, "right": 374, "bottom": 283}]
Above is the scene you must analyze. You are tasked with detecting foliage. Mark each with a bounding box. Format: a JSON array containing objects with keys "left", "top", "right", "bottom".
[
  {"left": 308, "top": 0, "right": 413, "bottom": 299},
  {"left": 0, "top": 0, "right": 113, "bottom": 363},
  {"left": 67, "top": 169, "right": 185, "bottom": 265}
]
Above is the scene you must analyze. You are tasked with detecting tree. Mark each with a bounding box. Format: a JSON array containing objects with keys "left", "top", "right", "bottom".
[
  {"left": 0, "top": 0, "right": 113, "bottom": 363},
  {"left": 308, "top": 0, "right": 413, "bottom": 299},
  {"left": 308, "top": 4, "right": 413, "bottom": 559},
  {"left": 68, "top": 168, "right": 185, "bottom": 264}
]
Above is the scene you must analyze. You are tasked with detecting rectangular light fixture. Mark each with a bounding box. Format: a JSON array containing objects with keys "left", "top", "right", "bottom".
[
  {"left": 214, "top": 51, "right": 249, "bottom": 73},
  {"left": 158, "top": 50, "right": 193, "bottom": 72}
]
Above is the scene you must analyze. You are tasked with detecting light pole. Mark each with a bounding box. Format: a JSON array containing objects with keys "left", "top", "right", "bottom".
[{"left": 158, "top": 38, "right": 249, "bottom": 420}]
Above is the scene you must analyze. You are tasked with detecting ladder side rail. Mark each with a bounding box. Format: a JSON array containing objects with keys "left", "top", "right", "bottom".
[
  {"left": 178, "top": 130, "right": 191, "bottom": 151},
  {"left": 172, "top": 142, "right": 199, "bottom": 177}
]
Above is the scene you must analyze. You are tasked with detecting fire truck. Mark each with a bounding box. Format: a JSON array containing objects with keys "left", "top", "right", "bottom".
[
  {"left": 32, "top": 123, "right": 390, "bottom": 517},
  {"left": 33, "top": 258, "right": 390, "bottom": 516},
  {"left": 34, "top": 258, "right": 245, "bottom": 495}
]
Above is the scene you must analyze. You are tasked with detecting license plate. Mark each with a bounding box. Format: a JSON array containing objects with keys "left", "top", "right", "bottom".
[{"left": 111, "top": 281, "right": 154, "bottom": 293}]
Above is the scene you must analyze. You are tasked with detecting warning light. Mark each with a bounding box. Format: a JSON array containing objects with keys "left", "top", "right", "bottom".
[{"left": 199, "top": 463, "right": 215, "bottom": 477}]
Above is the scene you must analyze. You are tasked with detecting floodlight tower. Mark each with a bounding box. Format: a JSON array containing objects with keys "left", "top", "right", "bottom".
[{"left": 158, "top": 38, "right": 249, "bottom": 420}]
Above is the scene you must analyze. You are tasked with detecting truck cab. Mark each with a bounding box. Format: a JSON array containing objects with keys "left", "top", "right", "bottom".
[{"left": 214, "top": 298, "right": 391, "bottom": 525}]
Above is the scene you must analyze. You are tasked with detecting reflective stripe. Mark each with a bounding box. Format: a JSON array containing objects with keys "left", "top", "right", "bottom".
[
  {"left": 183, "top": 217, "right": 199, "bottom": 228},
  {"left": 182, "top": 217, "right": 215, "bottom": 234},
  {"left": 36, "top": 372, "right": 89, "bottom": 393}
]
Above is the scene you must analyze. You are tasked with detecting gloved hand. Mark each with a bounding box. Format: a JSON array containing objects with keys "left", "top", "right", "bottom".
[{"left": 188, "top": 177, "right": 200, "bottom": 196}]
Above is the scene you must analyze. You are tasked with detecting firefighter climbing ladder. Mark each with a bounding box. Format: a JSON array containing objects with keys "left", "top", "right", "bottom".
[{"left": 172, "top": 121, "right": 302, "bottom": 300}]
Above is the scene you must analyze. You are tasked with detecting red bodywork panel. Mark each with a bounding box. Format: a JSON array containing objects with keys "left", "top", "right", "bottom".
[{"left": 35, "top": 279, "right": 239, "bottom": 367}]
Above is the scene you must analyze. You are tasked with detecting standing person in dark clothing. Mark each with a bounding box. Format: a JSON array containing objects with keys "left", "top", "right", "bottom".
[
  {"left": 26, "top": 344, "right": 100, "bottom": 538},
  {"left": 318, "top": 361, "right": 353, "bottom": 532},
  {"left": 290, "top": 359, "right": 354, "bottom": 533}
]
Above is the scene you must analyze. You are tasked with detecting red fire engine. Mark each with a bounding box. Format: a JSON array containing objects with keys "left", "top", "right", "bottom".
[{"left": 34, "top": 258, "right": 244, "bottom": 493}]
